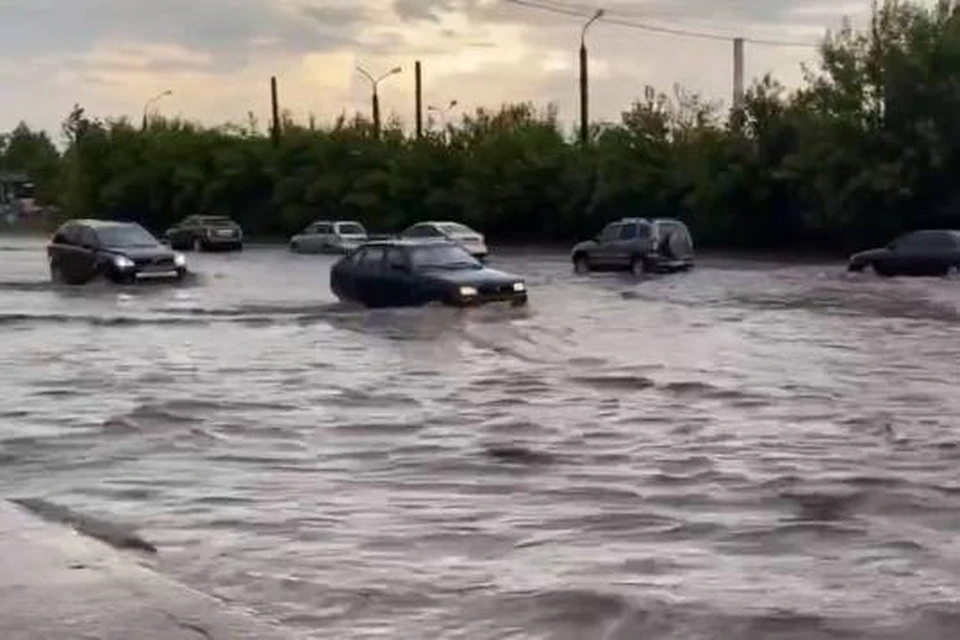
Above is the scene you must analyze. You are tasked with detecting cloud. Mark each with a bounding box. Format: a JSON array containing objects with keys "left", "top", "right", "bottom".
[{"left": 0, "top": 0, "right": 875, "bottom": 137}]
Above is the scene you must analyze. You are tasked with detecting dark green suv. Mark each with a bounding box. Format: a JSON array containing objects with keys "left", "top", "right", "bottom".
[
  {"left": 164, "top": 215, "right": 243, "bottom": 252},
  {"left": 571, "top": 217, "right": 695, "bottom": 276}
]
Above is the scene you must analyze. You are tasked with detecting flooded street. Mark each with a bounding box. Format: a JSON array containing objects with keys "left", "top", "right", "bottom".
[{"left": 1, "top": 235, "right": 959, "bottom": 639}]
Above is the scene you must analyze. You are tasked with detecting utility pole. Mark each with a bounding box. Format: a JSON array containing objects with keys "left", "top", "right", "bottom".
[
  {"left": 579, "top": 9, "right": 604, "bottom": 146},
  {"left": 357, "top": 66, "right": 402, "bottom": 139},
  {"left": 415, "top": 61, "right": 424, "bottom": 140},
  {"left": 732, "top": 38, "right": 745, "bottom": 130},
  {"left": 270, "top": 76, "right": 281, "bottom": 146}
]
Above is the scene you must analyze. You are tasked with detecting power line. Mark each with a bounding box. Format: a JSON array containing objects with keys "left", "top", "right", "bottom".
[{"left": 503, "top": 0, "right": 820, "bottom": 48}]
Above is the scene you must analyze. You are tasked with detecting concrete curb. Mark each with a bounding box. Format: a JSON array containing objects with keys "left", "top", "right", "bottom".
[{"left": 0, "top": 500, "right": 298, "bottom": 640}]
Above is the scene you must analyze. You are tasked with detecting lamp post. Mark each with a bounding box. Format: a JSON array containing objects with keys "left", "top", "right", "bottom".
[
  {"left": 142, "top": 89, "right": 173, "bottom": 131},
  {"left": 579, "top": 9, "right": 604, "bottom": 145},
  {"left": 357, "top": 66, "right": 402, "bottom": 138},
  {"left": 427, "top": 99, "right": 458, "bottom": 137}
]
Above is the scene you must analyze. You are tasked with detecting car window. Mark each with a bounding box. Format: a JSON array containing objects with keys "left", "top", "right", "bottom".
[
  {"left": 598, "top": 224, "right": 621, "bottom": 243},
  {"left": 925, "top": 231, "right": 959, "bottom": 250},
  {"left": 438, "top": 223, "right": 472, "bottom": 235},
  {"left": 409, "top": 244, "right": 480, "bottom": 270},
  {"left": 78, "top": 227, "right": 100, "bottom": 248},
  {"left": 53, "top": 224, "right": 74, "bottom": 245},
  {"left": 619, "top": 224, "right": 639, "bottom": 240},
  {"left": 337, "top": 222, "right": 366, "bottom": 236},
  {"left": 312, "top": 223, "right": 333, "bottom": 235},
  {"left": 385, "top": 247, "right": 408, "bottom": 270},
  {"left": 359, "top": 246, "right": 386, "bottom": 268},
  {"left": 916, "top": 232, "right": 949, "bottom": 250},
  {"left": 896, "top": 231, "right": 950, "bottom": 251},
  {"left": 404, "top": 225, "right": 433, "bottom": 238},
  {"left": 655, "top": 222, "right": 681, "bottom": 240},
  {"left": 198, "top": 217, "right": 235, "bottom": 227},
  {"left": 97, "top": 224, "right": 158, "bottom": 247}
]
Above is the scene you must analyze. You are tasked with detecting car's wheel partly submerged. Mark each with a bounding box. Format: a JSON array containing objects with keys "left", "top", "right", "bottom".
[
  {"left": 629, "top": 256, "right": 647, "bottom": 278},
  {"left": 573, "top": 254, "right": 591, "bottom": 275},
  {"left": 872, "top": 262, "right": 892, "bottom": 277},
  {"left": 49, "top": 261, "right": 66, "bottom": 285},
  {"left": 192, "top": 237, "right": 204, "bottom": 252}
]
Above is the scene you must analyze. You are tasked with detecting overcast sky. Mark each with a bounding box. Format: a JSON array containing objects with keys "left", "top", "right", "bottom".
[{"left": 0, "top": 0, "right": 878, "bottom": 139}]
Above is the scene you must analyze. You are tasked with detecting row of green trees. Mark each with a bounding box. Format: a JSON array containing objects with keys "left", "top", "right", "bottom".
[{"left": 5, "top": 1, "right": 960, "bottom": 251}]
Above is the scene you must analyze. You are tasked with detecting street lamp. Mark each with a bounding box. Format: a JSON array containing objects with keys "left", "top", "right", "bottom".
[
  {"left": 427, "top": 99, "right": 458, "bottom": 132},
  {"left": 357, "top": 66, "right": 402, "bottom": 138},
  {"left": 580, "top": 9, "right": 604, "bottom": 145},
  {"left": 142, "top": 89, "right": 173, "bottom": 131}
]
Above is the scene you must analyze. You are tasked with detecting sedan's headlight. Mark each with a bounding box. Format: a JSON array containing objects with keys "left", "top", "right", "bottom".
[
  {"left": 173, "top": 252, "right": 186, "bottom": 267},
  {"left": 459, "top": 286, "right": 478, "bottom": 297},
  {"left": 513, "top": 282, "right": 526, "bottom": 292},
  {"left": 113, "top": 255, "right": 135, "bottom": 269}
]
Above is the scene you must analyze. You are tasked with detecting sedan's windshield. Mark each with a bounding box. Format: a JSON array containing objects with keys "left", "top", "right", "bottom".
[
  {"left": 410, "top": 244, "right": 481, "bottom": 270},
  {"left": 96, "top": 224, "right": 159, "bottom": 247}
]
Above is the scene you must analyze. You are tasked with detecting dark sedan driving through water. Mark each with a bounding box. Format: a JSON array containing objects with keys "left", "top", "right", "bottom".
[{"left": 330, "top": 239, "right": 528, "bottom": 308}]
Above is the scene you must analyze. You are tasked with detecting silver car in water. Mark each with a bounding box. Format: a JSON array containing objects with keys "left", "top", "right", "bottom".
[
  {"left": 399, "top": 221, "right": 488, "bottom": 259},
  {"left": 289, "top": 220, "right": 368, "bottom": 254}
]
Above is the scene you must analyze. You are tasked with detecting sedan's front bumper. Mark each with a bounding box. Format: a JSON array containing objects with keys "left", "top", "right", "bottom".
[{"left": 452, "top": 288, "right": 527, "bottom": 308}]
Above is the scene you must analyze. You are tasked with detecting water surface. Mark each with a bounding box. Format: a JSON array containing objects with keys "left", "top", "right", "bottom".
[{"left": 1, "top": 237, "right": 959, "bottom": 639}]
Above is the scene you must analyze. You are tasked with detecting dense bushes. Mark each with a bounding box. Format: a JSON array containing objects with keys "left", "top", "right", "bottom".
[{"left": 5, "top": 1, "right": 960, "bottom": 251}]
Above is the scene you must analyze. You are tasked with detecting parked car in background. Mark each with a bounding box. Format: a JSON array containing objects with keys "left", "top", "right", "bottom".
[
  {"left": 571, "top": 217, "right": 695, "bottom": 276},
  {"left": 164, "top": 215, "right": 243, "bottom": 252},
  {"left": 330, "top": 239, "right": 527, "bottom": 309},
  {"left": 47, "top": 219, "right": 187, "bottom": 285},
  {"left": 289, "top": 220, "right": 368, "bottom": 254},
  {"left": 848, "top": 229, "right": 960, "bottom": 277},
  {"left": 399, "top": 221, "right": 488, "bottom": 259}
]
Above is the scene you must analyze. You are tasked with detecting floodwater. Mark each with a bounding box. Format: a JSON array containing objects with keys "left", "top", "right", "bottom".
[{"left": 1, "top": 235, "right": 959, "bottom": 639}]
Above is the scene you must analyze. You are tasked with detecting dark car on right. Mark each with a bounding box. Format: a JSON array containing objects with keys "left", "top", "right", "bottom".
[
  {"left": 164, "top": 215, "right": 243, "bottom": 252},
  {"left": 848, "top": 229, "right": 960, "bottom": 277},
  {"left": 571, "top": 217, "right": 695, "bottom": 276}
]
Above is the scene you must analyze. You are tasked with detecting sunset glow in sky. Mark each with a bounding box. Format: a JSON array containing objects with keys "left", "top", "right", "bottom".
[{"left": 0, "top": 0, "right": 879, "bottom": 137}]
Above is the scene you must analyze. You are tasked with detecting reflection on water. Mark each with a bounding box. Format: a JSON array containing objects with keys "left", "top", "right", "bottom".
[{"left": 1, "top": 237, "right": 959, "bottom": 639}]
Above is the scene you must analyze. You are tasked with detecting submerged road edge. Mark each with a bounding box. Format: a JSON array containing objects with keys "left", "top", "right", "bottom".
[{"left": 0, "top": 500, "right": 299, "bottom": 640}]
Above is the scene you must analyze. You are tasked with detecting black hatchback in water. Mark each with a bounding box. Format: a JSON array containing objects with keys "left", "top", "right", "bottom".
[
  {"left": 330, "top": 239, "right": 528, "bottom": 308},
  {"left": 848, "top": 229, "right": 960, "bottom": 277},
  {"left": 47, "top": 219, "right": 188, "bottom": 285}
]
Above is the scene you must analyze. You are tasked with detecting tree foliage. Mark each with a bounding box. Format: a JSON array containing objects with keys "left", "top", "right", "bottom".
[{"left": 4, "top": 1, "right": 960, "bottom": 251}]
